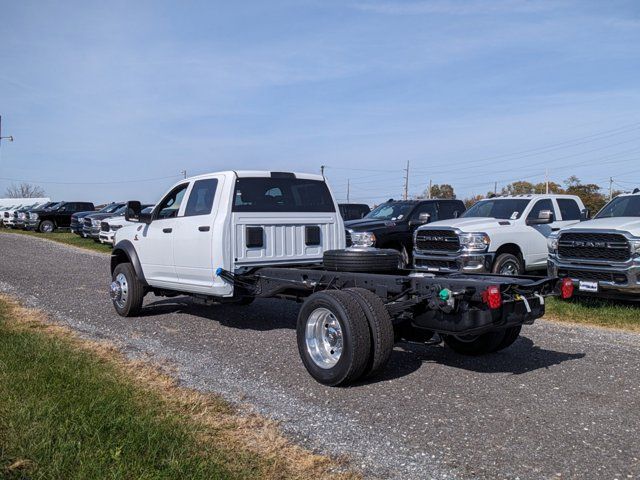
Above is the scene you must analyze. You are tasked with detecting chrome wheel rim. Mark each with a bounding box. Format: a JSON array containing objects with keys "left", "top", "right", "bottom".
[
  {"left": 499, "top": 261, "right": 519, "bottom": 276},
  {"left": 110, "top": 273, "right": 129, "bottom": 309},
  {"left": 305, "top": 308, "right": 343, "bottom": 369},
  {"left": 41, "top": 222, "right": 53, "bottom": 233}
]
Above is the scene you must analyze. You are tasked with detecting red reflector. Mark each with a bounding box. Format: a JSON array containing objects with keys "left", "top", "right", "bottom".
[
  {"left": 482, "top": 285, "right": 502, "bottom": 309},
  {"left": 561, "top": 277, "right": 574, "bottom": 299}
]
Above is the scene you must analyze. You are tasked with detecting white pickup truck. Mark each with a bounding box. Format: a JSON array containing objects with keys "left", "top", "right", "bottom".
[
  {"left": 548, "top": 190, "right": 640, "bottom": 300},
  {"left": 413, "top": 194, "right": 586, "bottom": 275},
  {"left": 109, "top": 172, "right": 573, "bottom": 386}
]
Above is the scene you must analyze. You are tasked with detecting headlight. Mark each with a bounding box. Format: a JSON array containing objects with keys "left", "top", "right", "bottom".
[
  {"left": 92, "top": 219, "right": 101, "bottom": 226},
  {"left": 111, "top": 225, "right": 122, "bottom": 231},
  {"left": 632, "top": 240, "right": 640, "bottom": 254},
  {"left": 459, "top": 233, "right": 490, "bottom": 252},
  {"left": 31, "top": 213, "right": 38, "bottom": 220},
  {"left": 547, "top": 234, "right": 559, "bottom": 253},
  {"left": 349, "top": 231, "right": 376, "bottom": 248}
]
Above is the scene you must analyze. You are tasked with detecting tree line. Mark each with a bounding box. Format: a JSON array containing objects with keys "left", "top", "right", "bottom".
[{"left": 419, "top": 176, "right": 620, "bottom": 215}]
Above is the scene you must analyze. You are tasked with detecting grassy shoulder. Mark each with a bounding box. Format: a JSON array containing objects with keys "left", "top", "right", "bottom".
[
  {"left": 0, "top": 228, "right": 111, "bottom": 254},
  {"left": 0, "top": 297, "right": 352, "bottom": 480},
  {"left": 545, "top": 296, "right": 640, "bottom": 332}
]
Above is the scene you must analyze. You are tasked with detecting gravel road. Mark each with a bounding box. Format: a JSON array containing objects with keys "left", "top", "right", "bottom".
[{"left": 1, "top": 233, "right": 639, "bottom": 479}]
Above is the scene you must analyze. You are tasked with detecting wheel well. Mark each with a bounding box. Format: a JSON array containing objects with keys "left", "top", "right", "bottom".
[
  {"left": 495, "top": 243, "right": 523, "bottom": 260},
  {"left": 110, "top": 248, "right": 130, "bottom": 274}
]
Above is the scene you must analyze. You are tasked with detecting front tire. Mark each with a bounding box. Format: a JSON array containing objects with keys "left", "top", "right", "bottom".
[
  {"left": 296, "top": 290, "right": 371, "bottom": 386},
  {"left": 492, "top": 253, "right": 523, "bottom": 276},
  {"left": 39, "top": 220, "right": 55, "bottom": 233},
  {"left": 111, "top": 263, "right": 145, "bottom": 317}
]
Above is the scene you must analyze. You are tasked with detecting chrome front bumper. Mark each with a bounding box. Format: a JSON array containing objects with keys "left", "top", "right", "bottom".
[
  {"left": 413, "top": 251, "right": 495, "bottom": 273},
  {"left": 99, "top": 231, "right": 115, "bottom": 244},
  {"left": 548, "top": 254, "right": 640, "bottom": 295}
]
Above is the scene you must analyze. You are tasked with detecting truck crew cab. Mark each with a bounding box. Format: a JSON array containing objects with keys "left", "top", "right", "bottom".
[
  {"left": 110, "top": 172, "right": 573, "bottom": 386},
  {"left": 548, "top": 190, "right": 640, "bottom": 299},
  {"left": 413, "top": 194, "right": 586, "bottom": 276}
]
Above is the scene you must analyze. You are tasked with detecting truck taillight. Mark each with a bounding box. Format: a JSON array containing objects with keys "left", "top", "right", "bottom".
[
  {"left": 561, "top": 277, "right": 574, "bottom": 299},
  {"left": 482, "top": 285, "right": 502, "bottom": 309}
]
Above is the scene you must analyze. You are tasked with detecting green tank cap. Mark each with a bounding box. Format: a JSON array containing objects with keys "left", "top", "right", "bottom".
[{"left": 439, "top": 288, "right": 450, "bottom": 301}]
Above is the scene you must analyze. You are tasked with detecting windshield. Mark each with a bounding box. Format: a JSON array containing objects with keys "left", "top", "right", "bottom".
[
  {"left": 100, "top": 203, "right": 123, "bottom": 213},
  {"left": 596, "top": 195, "right": 640, "bottom": 218},
  {"left": 365, "top": 202, "right": 414, "bottom": 221},
  {"left": 463, "top": 199, "right": 531, "bottom": 220}
]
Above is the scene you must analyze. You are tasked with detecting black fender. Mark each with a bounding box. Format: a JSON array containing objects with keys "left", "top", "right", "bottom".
[{"left": 111, "top": 239, "right": 148, "bottom": 286}]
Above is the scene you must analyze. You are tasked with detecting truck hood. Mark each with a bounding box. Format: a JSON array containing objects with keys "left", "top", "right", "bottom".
[
  {"left": 559, "top": 217, "right": 640, "bottom": 235},
  {"left": 344, "top": 218, "right": 400, "bottom": 231},
  {"left": 425, "top": 217, "right": 513, "bottom": 232},
  {"left": 86, "top": 212, "right": 115, "bottom": 221}
]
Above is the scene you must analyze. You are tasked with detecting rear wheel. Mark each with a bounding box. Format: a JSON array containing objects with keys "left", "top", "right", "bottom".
[
  {"left": 297, "top": 290, "right": 371, "bottom": 386},
  {"left": 344, "top": 288, "right": 394, "bottom": 379},
  {"left": 442, "top": 330, "right": 506, "bottom": 356},
  {"left": 494, "top": 326, "right": 522, "bottom": 352},
  {"left": 39, "top": 220, "right": 55, "bottom": 233},
  {"left": 492, "top": 253, "right": 523, "bottom": 276},
  {"left": 111, "top": 262, "right": 145, "bottom": 317}
]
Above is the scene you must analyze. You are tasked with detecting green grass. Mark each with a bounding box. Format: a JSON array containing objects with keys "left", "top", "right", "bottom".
[
  {"left": 0, "top": 228, "right": 112, "bottom": 253},
  {"left": 0, "top": 301, "right": 270, "bottom": 480},
  {"left": 545, "top": 296, "right": 640, "bottom": 331}
]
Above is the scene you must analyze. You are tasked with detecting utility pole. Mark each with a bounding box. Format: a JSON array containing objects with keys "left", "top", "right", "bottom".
[
  {"left": 609, "top": 177, "right": 614, "bottom": 201},
  {"left": 428, "top": 179, "right": 433, "bottom": 199},
  {"left": 545, "top": 169, "right": 549, "bottom": 194},
  {"left": 494, "top": 181, "right": 498, "bottom": 196},
  {"left": 181, "top": 170, "right": 187, "bottom": 179},
  {"left": 403, "top": 160, "right": 409, "bottom": 200},
  {"left": 320, "top": 165, "right": 325, "bottom": 177},
  {"left": 346, "top": 179, "right": 350, "bottom": 203},
  {"left": 0, "top": 116, "right": 14, "bottom": 144}
]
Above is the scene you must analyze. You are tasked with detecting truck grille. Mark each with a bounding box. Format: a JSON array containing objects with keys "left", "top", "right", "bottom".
[
  {"left": 558, "top": 269, "right": 627, "bottom": 284},
  {"left": 3, "top": 212, "right": 8, "bottom": 218},
  {"left": 415, "top": 258, "right": 457, "bottom": 270},
  {"left": 83, "top": 218, "right": 92, "bottom": 227},
  {"left": 100, "top": 221, "right": 110, "bottom": 232},
  {"left": 558, "top": 232, "right": 630, "bottom": 262},
  {"left": 415, "top": 230, "right": 459, "bottom": 251}
]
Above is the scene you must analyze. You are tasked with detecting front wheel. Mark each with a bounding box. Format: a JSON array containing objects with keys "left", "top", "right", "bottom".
[
  {"left": 296, "top": 290, "right": 371, "bottom": 386},
  {"left": 491, "top": 253, "right": 523, "bottom": 276},
  {"left": 110, "top": 263, "right": 145, "bottom": 317},
  {"left": 39, "top": 220, "right": 55, "bottom": 233}
]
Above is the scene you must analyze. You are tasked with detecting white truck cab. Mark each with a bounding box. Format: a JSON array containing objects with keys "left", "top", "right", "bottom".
[
  {"left": 112, "top": 171, "right": 344, "bottom": 298},
  {"left": 548, "top": 191, "right": 640, "bottom": 299},
  {"left": 413, "top": 194, "right": 585, "bottom": 275}
]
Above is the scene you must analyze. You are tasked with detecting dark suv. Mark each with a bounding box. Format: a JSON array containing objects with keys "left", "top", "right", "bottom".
[
  {"left": 344, "top": 199, "right": 466, "bottom": 266},
  {"left": 28, "top": 201, "right": 95, "bottom": 233},
  {"left": 339, "top": 203, "right": 371, "bottom": 221}
]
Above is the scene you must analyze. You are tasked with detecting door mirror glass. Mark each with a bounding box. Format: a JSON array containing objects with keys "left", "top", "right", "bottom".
[
  {"left": 125, "top": 201, "right": 150, "bottom": 224},
  {"left": 418, "top": 212, "right": 431, "bottom": 223},
  {"left": 580, "top": 208, "right": 590, "bottom": 221},
  {"left": 527, "top": 209, "right": 554, "bottom": 225}
]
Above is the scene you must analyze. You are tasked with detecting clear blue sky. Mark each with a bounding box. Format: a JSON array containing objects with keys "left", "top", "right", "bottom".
[{"left": 1, "top": 0, "right": 639, "bottom": 204}]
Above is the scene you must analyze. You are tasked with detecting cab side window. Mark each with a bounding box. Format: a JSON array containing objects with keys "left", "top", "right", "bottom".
[
  {"left": 185, "top": 179, "right": 218, "bottom": 217},
  {"left": 156, "top": 184, "right": 189, "bottom": 220},
  {"left": 412, "top": 202, "right": 438, "bottom": 221},
  {"left": 527, "top": 199, "right": 554, "bottom": 220},
  {"left": 557, "top": 199, "right": 581, "bottom": 220}
]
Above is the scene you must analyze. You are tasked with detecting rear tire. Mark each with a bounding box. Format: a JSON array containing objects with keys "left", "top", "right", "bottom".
[
  {"left": 491, "top": 253, "right": 523, "bottom": 276},
  {"left": 111, "top": 263, "right": 145, "bottom": 317},
  {"left": 323, "top": 249, "right": 401, "bottom": 273},
  {"left": 494, "top": 326, "right": 521, "bottom": 352},
  {"left": 39, "top": 220, "right": 55, "bottom": 233},
  {"left": 344, "top": 288, "right": 394, "bottom": 379},
  {"left": 442, "top": 330, "right": 506, "bottom": 356},
  {"left": 296, "top": 290, "right": 371, "bottom": 386}
]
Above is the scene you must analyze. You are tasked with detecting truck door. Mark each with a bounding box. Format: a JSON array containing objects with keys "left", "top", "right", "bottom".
[
  {"left": 137, "top": 183, "right": 189, "bottom": 286},
  {"left": 525, "top": 198, "right": 558, "bottom": 269},
  {"left": 173, "top": 175, "right": 231, "bottom": 295}
]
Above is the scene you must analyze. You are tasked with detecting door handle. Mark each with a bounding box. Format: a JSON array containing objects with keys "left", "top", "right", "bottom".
[
  {"left": 162, "top": 228, "right": 173, "bottom": 233},
  {"left": 198, "top": 226, "right": 210, "bottom": 232}
]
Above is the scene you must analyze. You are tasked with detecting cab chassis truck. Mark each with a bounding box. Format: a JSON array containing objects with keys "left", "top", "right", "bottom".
[{"left": 109, "top": 171, "right": 574, "bottom": 386}]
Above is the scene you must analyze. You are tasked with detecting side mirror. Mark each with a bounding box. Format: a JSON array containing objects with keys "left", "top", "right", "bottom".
[
  {"left": 580, "top": 208, "right": 590, "bottom": 221},
  {"left": 527, "top": 209, "right": 554, "bottom": 225},
  {"left": 125, "top": 201, "right": 151, "bottom": 224},
  {"left": 418, "top": 212, "right": 431, "bottom": 223}
]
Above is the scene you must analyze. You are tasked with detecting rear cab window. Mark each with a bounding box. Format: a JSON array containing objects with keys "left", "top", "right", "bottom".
[{"left": 233, "top": 177, "right": 335, "bottom": 212}]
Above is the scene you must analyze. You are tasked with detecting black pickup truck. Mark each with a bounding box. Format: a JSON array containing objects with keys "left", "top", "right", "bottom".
[
  {"left": 345, "top": 199, "right": 466, "bottom": 267},
  {"left": 27, "top": 201, "right": 95, "bottom": 233}
]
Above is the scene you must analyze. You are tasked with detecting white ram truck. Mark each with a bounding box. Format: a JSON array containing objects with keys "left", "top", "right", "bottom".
[
  {"left": 548, "top": 190, "right": 640, "bottom": 299},
  {"left": 109, "top": 172, "right": 573, "bottom": 386},
  {"left": 413, "top": 194, "right": 586, "bottom": 276}
]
